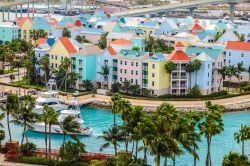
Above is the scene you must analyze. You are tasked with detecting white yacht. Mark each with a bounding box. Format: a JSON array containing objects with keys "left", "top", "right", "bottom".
[
  {"left": 33, "top": 79, "right": 66, "bottom": 114},
  {"left": 31, "top": 96, "right": 93, "bottom": 136}
]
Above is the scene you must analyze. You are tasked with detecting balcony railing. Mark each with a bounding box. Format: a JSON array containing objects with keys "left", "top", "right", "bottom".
[
  {"left": 180, "top": 76, "right": 188, "bottom": 79},
  {"left": 180, "top": 84, "right": 188, "bottom": 88},
  {"left": 172, "top": 84, "right": 179, "bottom": 88},
  {"left": 143, "top": 75, "right": 147, "bottom": 79},
  {"left": 113, "top": 63, "right": 117, "bottom": 67},
  {"left": 143, "top": 66, "right": 148, "bottom": 71},
  {"left": 113, "top": 71, "right": 117, "bottom": 75},
  {"left": 172, "top": 76, "right": 179, "bottom": 79}
]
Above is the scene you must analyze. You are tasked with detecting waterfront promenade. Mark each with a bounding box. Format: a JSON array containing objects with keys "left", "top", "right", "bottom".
[{"left": 1, "top": 84, "right": 250, "bottom": 108}]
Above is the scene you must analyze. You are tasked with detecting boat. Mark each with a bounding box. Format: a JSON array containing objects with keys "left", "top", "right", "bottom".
[
  {"left": 33, "top": 79, "right": 66, "bottom": 114},
  {"left": 31, "top": 95, "right": 93, "bottom": 136}
]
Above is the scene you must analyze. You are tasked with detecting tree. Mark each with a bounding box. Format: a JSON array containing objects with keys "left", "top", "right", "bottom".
[
  {"left": 217, "top": 66, "right": 228, "bottom": 91},
  {"left": 30, "top": 29, "right": 48, "bottom": 43},
  {"left": 145, "top": 35, "right": 155, "bottom": 52},
  {"left": 23, "top": 46, "right": 37, "bottom": 86},
  {"left": 122, "top": 80, "right": 131, "bottom": 94},
  {"left": 234, "top": 124, "right": 250, "bottom": 156},
  {"left": 192, "top": 59, "right": 202, "bottom": 85},
  {"left": 98, "top": 125, "right": 124, "bottom": 155},
  {"left": 165, "top": 61, "right": 176, "bottom": 83},
  {"left": 12, "top": 95, "right": 37, "bottom": 146},
  {"left": 98, "top": 65, "right": 110, "bottom": 90},
  {"left": 234, "top": 31, "right": 246, "bottom": 42},
  {"left": 198, "top": 101, "right": 224, "bottom": 166},
  {"left": 67, "top": 72, "right": 78, "bottom": 89},
  {"left": 43, "top": 105, "right": 58, "bottom": 160},
  {"left": 41, "top": 105, "right": 50, "bottom": 158},
  {"left": 248, "top": 66, "right": 250, "bottom": 82},
  {"left": 223, "top": 152, "right": 250, "bottom": 166},
  {"left": 59, "top": 115, "right": 81, "bottom": 149},
  {"left": 59, "top": 140, "right": 86, "bottom": 161},
  {"left": 62, "top": 27, "right": 71, "bottom": 37},
  {"left": 98, "top": 33, "right": 108, "bottom": 49},
  {"left": 132, "top": 47, "right": 140, "bottom": 51},
  {"left": 0, "top": 94, "right": 19, "bottom": 142},
  {"left": 186, "top": 63, "right": 194, "bottom": 90},
  {"left": 38, "top": 55, "right": 50, "bottom": 84},
  {"left": 189, "top": 85, "right": 202, "bottom": 97},
  {"left": 59, "top": 57, "right": 71, "bottom": 92},
  {"left": 82, "top": 80, "right": 94, "bottom": 91},
  {"left": 111, "top": 82, "right": 121, "bottom": 93},
  {"left": 130, "top": 84, "right": 140, "bottom": 95}
]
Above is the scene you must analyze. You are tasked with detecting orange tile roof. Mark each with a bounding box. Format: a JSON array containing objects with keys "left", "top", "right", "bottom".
[
  {"left": 226, "top": 41, "right": 250, "bottom": 51},
  {"left": 192, "top": 24, "right": 203, "bottom": 30},
  {"left": 75, "top": 20, "right": 82, "bottom": 27},
  {"left": 59, "top": 37, "right": 77, "bottom": 54},
  {"left": 175, "top": 42, "right": 185, "bottom": 47},
  {"left": 169, "top": 50, "right": 191, "bottom": 61},
  {"left": 36, "top": 38, "right": 47, "bottom": 45},
  {"left": 16, "top": 17, "right": 32, "bottom": 27},
  {"left": 110, "top": 39, "right": 133, "bottom": 45},
  {"left": 107, "top": 47, "right": 117, "bottom": 57}
]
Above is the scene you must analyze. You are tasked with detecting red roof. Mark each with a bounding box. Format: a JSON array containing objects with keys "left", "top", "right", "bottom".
[
  {"left": 194, "top": 19, "right": 200, "bottom": 24},
  {"left": 110, "top": 39, "right": 133, "bottom": 45},
  {"left": 75, "top": 20, "right": 82, "bottom": 27},
  {"left": 192, "top": 24, "right": 203, "bottom": 31},
  {"left": 107, "top": 47, "right": 117, "bottom": 57},
  {"left": 175, "top": 42, "right": 184, "bottom": 47},
  {"left": 226, "top": 41, "right": 250, "bottom": 51},
  {"left": 169, "top": 50, "right": 191, "bottom": 61},
  {"left": 59, "top": 37, "right": 77, "bottom": 54},
  {"left": 36, "top": 38, "right": 47, "bottom": 45},
  {"left": 16, "top": 17, "right": 32, "bottom": 27}
]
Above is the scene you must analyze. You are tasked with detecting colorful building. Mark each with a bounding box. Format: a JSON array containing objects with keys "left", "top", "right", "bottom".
[
  {"left": 0, "top": 22, "right": 19, "bottom": 43},
  {"left": 16, "top": 17, "right": 33, "bottom": 43}
]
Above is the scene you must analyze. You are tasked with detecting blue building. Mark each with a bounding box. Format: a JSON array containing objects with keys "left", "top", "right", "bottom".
[{"left": 0, "top": 22, "right": 19, "bottom": 43}]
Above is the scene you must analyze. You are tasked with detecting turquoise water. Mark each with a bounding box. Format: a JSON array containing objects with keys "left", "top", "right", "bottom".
[{"left": 2, "top": 107, "right": 250, "bottom": 166}]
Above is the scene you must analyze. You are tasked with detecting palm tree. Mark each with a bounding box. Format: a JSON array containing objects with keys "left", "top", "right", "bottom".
[
  {"left": 192, "top": 59, "right": 202, "bottom": 85},
  {"left": 0, "top": 94, "right": 19, "bottom": 142},
  {"left": 248, "top": 66, "right": 250, "bottom": 82},
  {"left": 130, "top": 84, "right": 141, "bottom": 95},
  {"left": 82, "top": 80, "right": 94, "bottom": 91},
  {"left": 110, "top": 93, "right": 127, "bottom": 126},
  {"left": 98, "top": 125, "right": 124, "bottom": 155},
  {"left": 38, "top": 55, "right": 50, "bottom": 84},
  {"left": 59, "top": 115, "right": 81, "bottom": 148},
  {"left": 11, "top": 95, "right": 37, "bottom": 146},
  {"left": 122, "top": 80, "right": 131, "bottom": 94},
  {"left": 198, "top": 101, "right": 224, "bottom": 166},
  {"left": 41, "top": 105, "right": 50, "bottom": 158},
  {"left": 186, "top": 63, "right": 194, "bottom": 90},
  {"left": 235, "top": 62, "right": 244, "bottom": 83},
  {"left": 98, "top": 65, "right": 110, "bottom": 90},
  {"left": 223, "top": 152, "right": 250, "bottom": 166},
  {"left": 43, "top": 105, "right": 58, "bottom": 160},
  {"left": 59, "top": 57, "right": 71, "bottom": 92},
  {"left": 67, "top": 72, "right": 78, "bottom": 90},
  {"left": 145, "top": 35, "right": 155, "bottom": 52},
  {"left": 30, "top": 29, "right": 48, "bottom": 43},
  {"left": 217, "top": 66, "right": 228, "bottom": 91},
  {"left": 234, "top": 124, "right": 250, "bottom": 156},
  {"left": 98, "top": 33, "right": 108, "bottom": 49},
  {"left": 165, "top": 61, "right": 176, "bottom": 84}
]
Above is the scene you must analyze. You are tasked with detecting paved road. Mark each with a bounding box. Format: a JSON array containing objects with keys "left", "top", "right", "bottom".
[{"left": 0, "top": 68, "right": 26, "bottom": 84}]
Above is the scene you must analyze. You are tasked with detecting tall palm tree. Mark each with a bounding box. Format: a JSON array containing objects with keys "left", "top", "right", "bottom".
[
  {"left": 98, "top": 125, "right": 124, "bottom": 155},
  {"left": 186, "top": 63, "right": 194, "bottom": 90},
  {"left": 59, "top": 57, "right": 71, "bottom": 92},
  {"left": 110, "top": 93, "right": 124, "bottom": 126},
  {"left": 30, "top": 29, "right": 48, "bottom": 43},
  {"left": 59, "top": 115, "right": 81, "bottom": 148},
  {"left": 98, "top": 65, "right": 110, "bottom": 90},
  {"left": 43, "top": 105, "right": 58, "bottom": 160},
  {"left": 11, "top": 95, "right": 37, "bottom": 146},
  {"left": 0, "top": 94, "right": 19, "bottom": 142},
  {"left": 217, "top": 66, "right": 228, "bottom": 91},
  {"left": 234, "top": 124, "right": 250, "bottom": 156},
  {"left": 41, "top": 105, "right": 50, "bottom": 158},
  {"left": 198, "top": 101, "right": 224, "bottom": 166},
  {"left": 192, "top": 59, "right": 202, "bottom": 85},
  {"left": 67, "top": 72, "right": 79, "bottom": 90},
  {"left": 39, "top": 55, "right": 50, "bottom": 84},
  {"left": 165, "top": 61, "right": 176, "bottom": 81}
]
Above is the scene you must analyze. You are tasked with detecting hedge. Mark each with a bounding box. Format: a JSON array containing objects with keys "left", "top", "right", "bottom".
[{"left": 18, "top": 156, "right": 88, "bottom": 166}]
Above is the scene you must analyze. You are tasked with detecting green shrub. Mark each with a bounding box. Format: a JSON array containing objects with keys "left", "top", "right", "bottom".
[
  {"left": 188, "top": 85, "right": 202, "bottom": 97},
  {"left": 59, "top": 141, "right": 86, "bottom": 161},
  {"left": 20, "top": 142, "right": 37, "bottom": 156},
  {"left": 223, "top": 152, "right": 250, "bottom": 166},
  {"left": 55, "top": 161, "right": 88, "bottom": 166},
  {"left": 19, "top": 156, "right": 53, "bottom": 165}
]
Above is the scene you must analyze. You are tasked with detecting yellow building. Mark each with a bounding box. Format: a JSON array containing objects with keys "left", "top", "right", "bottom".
[
  {"left": 16, "top": 17, "right": 33, "bottom": 43},
  {"left": 49, "top": 37, "right": 77, "bottom": 70},
  {"left": 144, "top": 53, "right": 170, "bottom": 96}
]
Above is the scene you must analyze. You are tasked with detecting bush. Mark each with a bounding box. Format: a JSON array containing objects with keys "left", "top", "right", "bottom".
[
  {"left": 188, "top": 85, "right": 202, "bottom": 97},
  {"left": 59, "top": 141, "right": 86, "bottom": 161},
  {"left": 54, "top": 161, "right": 88, "bottom": 166},
  {"left": 111, "top": 83, "right": 121, "bottom": 93},
  {"left": 20, "top": 142, "right": 37, "bottom": 156},
  {"left": 19, "top": 156, "right": 53, "bottom": 165}
]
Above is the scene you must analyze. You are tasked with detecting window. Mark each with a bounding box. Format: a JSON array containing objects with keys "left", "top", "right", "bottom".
[
  {"left": 208, "top": 73, "right": 210, "bottom": 77},
  {"left": 120, "top": 69, "right": 122, "bottom": 73},
  {"left": 61, "top": 56, "right": 64, "bottom": 61},
  {"left": 120, "top": 77, "right": 122, "bottom": 82},
  {"left": 229, "top": 52, "right": 231, "bottom": 56},
  {"left": 55, "top": 64, "right": 57, "bottom": 68},
  {"left": 51, "top": 55, "right": 54, "bottom": 59},
  {"left": 125, "top": 61, "right": 127, "bottom": 65},
  {"left": 131, "top": 62, "right": 134, "bottom": 66},
  {"left": 208, "top": 64, "right": 210, "bottom": 68},
  {"left": 131, "top": 79, "right": 133, "bottom": 83},
  {"left": 136, "top": 71, "right": 138, "bottom": 75},
  {"left": 55, "top": 55, "right": 57, "bottom": 60},
  {"left": 152, "top": 81, "right": 155, "bottom": 86},
  {"left": 135, "top": 79, "right": 138, "bottom": 85},
  {"left": 152, "top": 73, "right": 155, "bottom": 77},
  {"left": 242, "top": 53, "right": 244, "bottom": 57},
  {"left": 229, "top": 60, "right": 231, "bottom": 64},
  {"left": 152, "top": 90, "right": 154, "bottom": 95},
  {"left": 104, "top": 60, "right": 108, "bottom": 66},
  {"left": 120, "top": 60, "right": 123, "bottom": 65},
  {"left": 125, "top": 70, "right": 127, "bottom": 74},
  {"left": 136, "top": 62, "right": 138, "bottom": 67},
  {"left": 152, "top": 64, "right": 155, "bottom": 69},
  {"left": 125, "top": 78, "right": 127, "bottom": 81},
  {"left": 207, "top": 81, "right": 209, "bottom": 86},
  {"left": 131, "top": 70, "right": 133, "bottom": 75}
]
